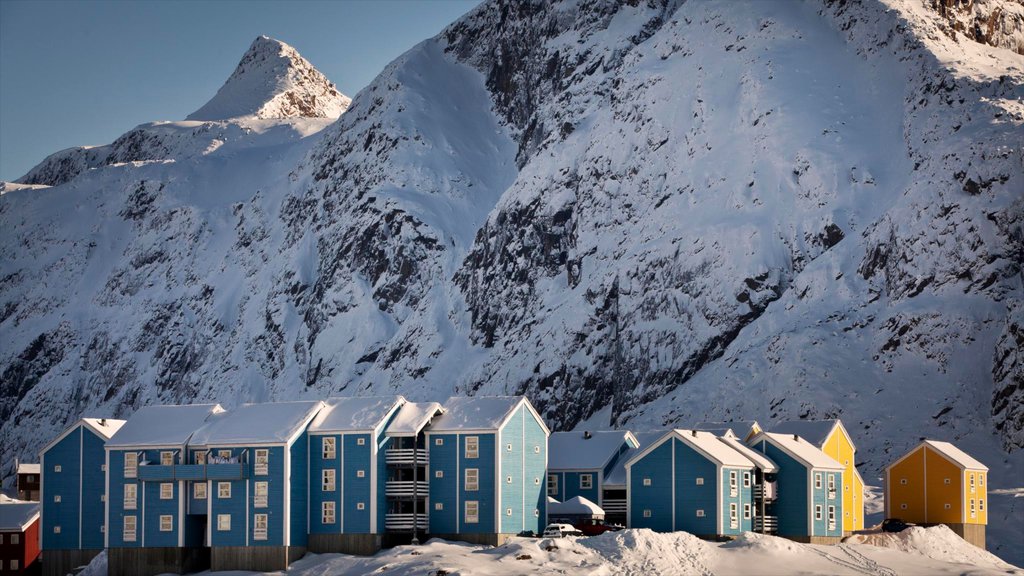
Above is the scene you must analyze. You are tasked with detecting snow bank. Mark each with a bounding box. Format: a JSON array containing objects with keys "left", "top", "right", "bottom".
[{"left": 847, "top": 525, "right": 1018, "bottom": 570}]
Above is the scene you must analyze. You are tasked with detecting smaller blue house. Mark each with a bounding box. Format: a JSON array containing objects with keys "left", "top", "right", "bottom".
[
  {"left": 547, "top": 430, "right": 637, "bottom": 524},
  {"left": 425, "top": 396, "right": 549, "bottom": 544},
  {"left": 39, "top": 417, "right": 125, "bottom": 576},
  {"left": 748, "top": 431, "right": 845, "bottom": 544},
  {"left": 626, "top": 429, "right": 757, "bottom": 538}
]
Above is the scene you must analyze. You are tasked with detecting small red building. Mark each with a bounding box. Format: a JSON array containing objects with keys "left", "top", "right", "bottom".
[
  {"left": 15, "top": 463, "right": 40, "bottom": 503},
  {"left": 0, "top": 502, "right": 40, "bottom": 574}
]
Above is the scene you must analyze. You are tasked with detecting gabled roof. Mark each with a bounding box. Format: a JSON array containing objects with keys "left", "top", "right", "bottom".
[
  {"left": 549, "top": 430, "right": 638, "bottom": 471},
  {"left": 40, "top": 417, "right": 128, "bottom": 456},
  {"left": 626, "top": 429, "right": 756, "bottom": 470},
  {"left": 887, "top": 440, "right": 988, "bottom": 472},
  {"left": 748, "top": 432, "right": 844, "bottom": 471},
  {"left": 770, "top": 420, "right": 844, "bottom": 449},
  {"left": 106, "top": 404, "right": 224, "bottom": 448},
  {"left": 604, "top": 430, "right": 666, "bottom": 487},
  {"left": 427, "top": 396, "right": 550, "bottom": 435},
  {"left": 0, "top": 502, "right": 40, "bottom": 532},
  {"left": 189, "top": 401, "right": 324, "bottom": 446},
  {"left": 718, "top": 435, "right": 778, "bottom": 472},
  {"left": 549, "top": 495, "right": 604, "bottom": 517},
  {"left": 308, "top": 396, "right": 405, "bottom": 434},
  {"left": 386, "top": 402, "right": 444, "bottom": 437},
  {"left": 695, "top": 421, "right": 761, "bottom": 440},
  {"left": 16, "top": 463, "right": 40, "bottom": 475}
]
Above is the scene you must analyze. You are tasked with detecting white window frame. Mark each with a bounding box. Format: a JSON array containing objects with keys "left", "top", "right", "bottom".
[
  {"left": 254, "top": 449, "right": 269, "bottom": 476},
  {"left": 695, "top": 477, "right": 704, "bottom": 486},
  {"left": 465, "top": 436, "right": 479, "bottom": 459},
  {"left": 322, "top": 502, "right": 335, "bottom": 524},
  {"left": 123, "top": 516, "right": 137, "bottom": 542},
  {"left": 506, "top": 475, "right": 513, "bottom": 484},
  {"left": 980, "top": 499, "right": 985, "bottom": 511},
  {"left": 356, "top": 469, "right": 365, "bottom": 478},
  {"left": 828, "top": 474, "right": 836, "bottom": 492},
  {"left": 730, "top": 503, "right": 738, "bottom": 528},
  {"left": 323, "top": 469, "right": 336, "bottom": 491},
  {"left": 815, "top": 505, "right": 823, "bottom": 521},
  {"left": 828, "top": 505, "right": 837, "bottom": 530},
  {"left": 815, "top": 473, "right": 822, "bottom": 489},
  {"left": 218, "top": 450, "right": 232, "bottom": 460},
  {"left": 9, "top": 534, "right": 17, "bottom": 545},
  {"left": 547, "top": 474, "right": 558, "bottom": 495},
  {"left": 465, "top": 468, "right": 479, "bottom": 491},
  {"left": 580, "top": 474, "right": 593, "bottom": 490},
  {"left": 643, "top": 478, "right": 652, "bottom": 487},
  {"left": 434, "top": 502, "right": 443, "bottom": 511},
  {"left": 124, "top": 484, "right": 137, "bottom": 510},
  {"left": 254, "top": 481, "right": 269, "bottom": 508},
  {"left": 357, "top": 437, "right": 366, "bottom": 446},
  {"left": 435, "top": 437, "right": 443, "bottom": 446},
  {"left": 53, "top": 526, "right": 61, "bottom": 534},
  {"left": 729, "top": 471, "right": 738, "bottom": 496},
  {"left": 254, "top": 513, "right": 268, "bottom": 540},
  {"left": 465, "top": 500, "right": 479, "bottom": 524},
  {"left": 124, "top": 453, "right": 137, "bottom": 478},
  {"left": 194, "top": 451, "right": 206, "bottom": 465},
  {"left": 322, "top": 437, "right": 336, "bottom": 459},
  {"left": 159, "top": 514, "right": 173, "bottom": 532},
  {"left": 194, "top": 482, "right": 207, "bottom": 500},
  {"left": 54, "top": 464, "right": 62, "bottom": 473},
  {"left": 743, "top": 472, "right": 751, "bottom": 488},
  {"left": 356, "top": 502, "right": 365, "bottom": 511},
  {"left": 507, "top": 443, "right": 513, "bottom": 452},
  {"left": 979, "top": 475, "right": 984, "bottom": 487},
  {"left": 160, "top": 451, "right": 174, "bottom": 466},
  {"left": 506, "top": 507, "right": 513, "bottom": 516},
  {"left": 217, "top": 514, "right": 231, "bottom": 531},
  {"left": 160, "top": 483, "right": 173, "bottom": 500},
  {"left": 696, "top": 509, "right": 705, "bottom": 518},
  {"left": 54, "top": 495, "right": 61, "bottom": 503},
  {"left": 218, "top": 482, "right": 231, "bottom": 499},
  {"left": 743, "top": 503, "right": 751, "bottom": 519},
  {"left": 436, "top": 470, "right": 444, "bottom": 478},
  {"left": 643, "top": 509, "right": 652, "bottom": 518},
  {"left": 970, "top": 498, "right": 976, "bottom": 518}
]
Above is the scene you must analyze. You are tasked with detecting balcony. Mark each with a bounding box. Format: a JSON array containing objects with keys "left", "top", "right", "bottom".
[
  {"left": 753, "top": 515, "right": 778, "bottom": 533},
  {"left": 827, "top": 490, "right": 837, "bottom": 500},
  {"left": 137, "top": 465, "right": 175, "bottom": 481},
  {"left": 385, "top": 449, "right": 428, "bottom": 465},
  {"left": 385, "top": 480, "right": 428, "bottom": 497},
  {"left": 206, "top": 463, "right": 247, "bottom": 480},
  {"left": 384, "top": 513, "right": 429, "bottom": 531},
  {"left": 174, "top": 464, "right": 207, "bottom": 481},
  {"left": 602, "top": 499, "right": 626, "bottom": 514},
  {"left": 753, "top": 483, "right": 777, "bottom": 501}
]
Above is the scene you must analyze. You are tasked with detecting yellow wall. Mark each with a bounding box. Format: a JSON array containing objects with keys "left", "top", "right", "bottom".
[
  {"left": 923, "top": 446, "right": 962, "bottom": 524},
  {"left": 822, "top": 424, "right": 862, "bottom": 531},
  {"left": 964, "top": 470, "right": 987, "bottom": 525},
  {"left": 887, "top": 446, "right": 928, "bottom": 522},
  {"left": 887, "top": 444, "right": 986, "bottom": 525}
]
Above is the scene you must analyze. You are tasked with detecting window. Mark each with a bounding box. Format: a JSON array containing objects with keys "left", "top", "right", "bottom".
[
  {"left": 195, "top": 451, "right": 206, "bottom": 465},
  {"left": 159, "top": 515, "right": 173, "bottom": 532},
  {"left": 161, "top": 451, "right": 174, "bottom": 466},
  {"left": 356, "top": 469, "right": 365, "bottom": 478},
  {"left": 828, "top": 506, "right": 836, "bottom": 529},
  {"left": 101, "top": 525, "right": 106, "bottom": 533},
  {"left": 435, "top": 502, "right": 443, "bottom": 511},
  {"left": 945, "top": 503, "right": 951, "bottom": 509},
  {"left": 123, "top": 516, "right": 136, "bottom": 541},
  {"left": 436, "top": 470, "right": 444, "bottom": 478},
  {"left": 815, "top": 473, "right": 822, "bottom": 489},
  {"left": 254, "top": 449, "right": 269, "bottom": 476},
  {"left": 506, "top": 508, "right": 513, "bottom": 516},
  {"left": 828, "top": 475, "right": 835, "bottom": 491},
  {"left": 160, "top": 483, "right": 173, "bottom": 499},
  {"left": 815, "top": 505, "right": 822, "bottom": 520},
  {"left": 356, "top": 502, "right": 365, "bottom": 511},
  {"left": 506, "top": 475, "right": 513, "bottom": 484},
  {"left": 217, "top": 514, "right": 231, "bottom": 531},
  {"left": 465, "top": 468, "right": 479, "bottom": 491},
  {"left": 900, "top": 478, "right": 907, "bottom": 485},
  {"left": 255, "top": 482, "right": 269, "bottom": 508},
  {"left": 534, "top": 509, "right": 540, "bottom": 517},
  {"left": 581, "top": 474, "right": 593, "bottom": 490},
  {"left": 54, "top": 495, "right": 61, "bottom": 503},
  {"left": 124, "top": 484, "right": 137, "bottom": 510},
  {"left": 218, "top": 482, "right": 231, "bottom": 499},
  {"left": 729, "top": 471, "right": 738, "bottom": 496},
  {"left": 219, "top": 450, "right": 232, "bottom": 460},
  {"left": 322, "top": 502, "right": 336, "bottom": 524},
  {"left": 696, "top": 510, "right": 705, "bottom": 518},
  {"left": 54, "top": 526, "right": 61, "bottom": 534},
  {"left": 435, "top": 438, "right": 443, "bottom": 446},
  {"left": 970, "top": 499, "right": 976, "bottom": 518},
  {"left": 323, "top": 438, "right": 336, "bottom": 459},
  {"left": 465, "top": 436, "right": 479, "bottom": 459},
  {"left": 9, "top": 560, "right": 17, "bottom": 571},
  {"left": 695, "top": 477, "right": 704, "bottom": 486},
  {"left": 0, "top": 535, "right": 4, "bottom": 544},
  {"left": 323, "top": 470, "right": 336, "bottom": 491},
  {"left": 254, "top": 514, "right": 268, "bottom": 540},
  {"left": 980, "top": 499, "right": 985, "bottom": 511},
  {"left": 124, "top": 453, "right": 137, "bottom": 478},
  {"left": 944, "top": 478, "right": 951, "bottom": 485},
  {"left": 730, "top": 503, "right": 738, "bottom": 528},
  {"left": 743, "top": 503, "right": 751, "bottom": 519},
  {"left": 901, "top": 503, "right": 908, "bottom": 510},
  {"left": 547, "top": 474, "right": 558, "bottom": 495},
  {"left": 194, "top": 483, "right": 207, "bottom": 499},
  {"left": 743, "top": 472, "right": 751, "bottom": 488},
  {"left": 465, "top": 501, "right": 479, "bottom": 524},
  {"left": 357, "top": 437, "right": 366, "bottom": 446},
  {"left": 507, "top": 443, "right": 513, "bottom": 452},
  {"left": 643, "top": 509, "right": 652, "bottom": 518},
  {"left": 642, "top": 477, "right": 652, "bottom": 487},
  {"left": 979, "top": 475, "right": 984, "bottom": 487},
  {"left": 10, "top": 534, "right": 18, "bottom": 545},
  {"left": 534, "top": 445, "right": 541, "bottom": 454},
  {"left": 534, "top": 477, "right": 541, "bottom": 485}
]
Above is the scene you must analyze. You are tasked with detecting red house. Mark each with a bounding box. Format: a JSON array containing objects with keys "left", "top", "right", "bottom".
[{"left": 0, "top": 502, "right": 40, "bottom": 574}]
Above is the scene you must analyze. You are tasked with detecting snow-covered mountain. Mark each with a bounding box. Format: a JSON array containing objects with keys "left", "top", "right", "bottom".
[{"left": 1, "top": 0, "right": 1022, "bottom": 560}]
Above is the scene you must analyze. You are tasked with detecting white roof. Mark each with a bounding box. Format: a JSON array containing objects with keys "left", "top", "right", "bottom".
[
  {"left": 695, "top": 421, "right": 760, "bottom": 439},
  {"left": 770, "top": 420, "right": 840, "bottom": 448},
  {"left": 548, "top": 495, "right": 604, "bottom": 517},
  {"left": 189, "top": 401, "right": 323, "bottom": 446},
  {"left": 604, "top": 430, "right": 667, "bottom": 487},
  {"left": 40, "top": 417, "right": 127, "bottom": 456},
  {"left": 674, "top": 429, "right": 758, "bottom": 467},
  {"left": 718, "top": 435, "right": 778, "bottom": 472},
  {"left": 549, "top": 430, "right": 636, "bottom": 471},
  {"left": 922, "top": 440, "right": 988, "bottom": 471},
  {"left": 308, "top": 396, "right": 405, "bottom": 433},
  {"left": 106, "top": 404, "right": 224, "bottom": 448},
  {"left": 428, "top": 396, "right": 535, "bottom": 432},
  {"left": 749, "top": 432, "right": 844, "bottom": 471},
  {"left": 0, "top": 502, "right": 40, "bottom": 532},
  {"left": 386, "top": 402, "right": 443, "bottom": 437},
  {"left": 16, "top": 463, "right": 40, "bottom": 474}
]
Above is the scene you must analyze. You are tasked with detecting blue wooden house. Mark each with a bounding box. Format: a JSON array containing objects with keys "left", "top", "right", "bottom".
[
  {"left": 381, "top": 400, "right": 445, "bottom": 545},
  {"left": 425, "top": 396, "right": 549, "bottom": 544},
  {"left": 547, "top": 430, "right": 637, "bottom": 523},
  {"left": 38, "top": 417, "right": 125, "bottom": 576},
  {"left": 626, "top": 429, "right": 757, "bottom": 538},
  {"left": 104, "top": 404, "right": 224, "bottom": 576},
  {"left": 186, "top": 400, "right": 325, "bottom": 572},
  {"left": 601, "top": 430, "right": 665, "bottom": 525},
  {"left": 748, "top": 431, "right": 845, "bottom": 544},
  {"left": 305, "top": 396, "right": 410, "bottom": 554}
]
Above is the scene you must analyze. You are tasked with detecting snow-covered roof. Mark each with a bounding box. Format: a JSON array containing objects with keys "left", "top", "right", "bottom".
[
  {"left": 549, "top": 430, "right": 637, "bottom": 471},
  {"left": 189, "top": 401, "right": 324, "bottom": 446},
  {"left": 718, "top": 435, "right": 778, "bottom": 472},
  {"left": 921, "top": 440, "right": 988, "bottom": 471},
  {"left": 749, "top": 432, "right": 845, "bottom": 471},
  {"left": 770, "top": 420, "right": 841, "bottom": 448},
  {"left": 308, "top": 396, "right": 405, "bottom": 433},
  {"left": 40, "top": 417, "right": 128, "bottom": 456},
  {"left": 106, "top": 404, "right": 224, "bottom": 448},
  {"left": 548, "top": 495, "right": 604, "bottom": 517},
  {"left": 0, "top": 502, "right": 40, "bottom": 532},
  {"left": 386, "top": 402, "right": 443, "bottom": 437},
  {"left": 604, "top": 430, "right": 668, "bottom": 487},
  {"left": 695, "top": 421, "right": 761, "bottom": 440},
  {"left": 16, "top": 463, "right": 39, "bottom": 475},
  {"left": 674, "top": 429, "right": 758, "bottom": 467},
  {"left": 428, "top": 396, "right": 546, "bottom": 433}
]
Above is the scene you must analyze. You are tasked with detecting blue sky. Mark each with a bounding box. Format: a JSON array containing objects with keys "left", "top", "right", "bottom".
[{"left": 0, "top": 0, "right": 480, "bottom": 181}]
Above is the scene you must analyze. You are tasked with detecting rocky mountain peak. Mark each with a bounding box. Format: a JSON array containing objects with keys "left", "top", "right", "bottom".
[{"left": 187, "top": 35, "right": 351, "bottom": 121}]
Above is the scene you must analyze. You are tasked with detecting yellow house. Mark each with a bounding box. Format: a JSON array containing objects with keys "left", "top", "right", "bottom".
[
  {"left": 885, "top": 440, "right": 988, "bottom": 548},
  {"left": 771, "top": 420, "right": 863, "bottom": 534}
]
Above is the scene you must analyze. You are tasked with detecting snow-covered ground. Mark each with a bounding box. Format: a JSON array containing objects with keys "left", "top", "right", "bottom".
[{"left": 75, "top": 526, "right": 1022, "bottom": 576}]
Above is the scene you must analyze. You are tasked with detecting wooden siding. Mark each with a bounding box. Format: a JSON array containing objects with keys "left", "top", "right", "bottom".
[
  {"left": 206, "top": 446, "right": 287, "bottom": 548},
  {"left": 523, "top": 407, "right": 547, "bottom": 534},
  {"left": 307, "top": 434, "right": 342, "bottom": 535},
  {"left": 428, "top": 433, "right": 458, "bottom": 534},
  {"left": 426, "top": 432, "right": 496, "bottom": 535},
  {"left": 290, "top": 433, "right": 309, "bottom": 546},
  {"left": 342, "top": 434, "right": 372, "bottom": 533},
  {"left": 673, "top": 438, "right": 718, "bottom": 535},
  {"left": 755, "top": 440, "right": 808, "bottom": 538},
  {"left": 820, "top": 425, "right": 861, "bottom": 532},
  {"left": 629, "top": 440, "right": 672, "bottom": 532},
  {"left": 888, "top": 444, "right": 967, "bottom": 525},
  {"left": 498, "top": 404, "right": 547, "bottom": 535},
  {"left": 42, "top": 427, "right": 83, "bottom": 550}
]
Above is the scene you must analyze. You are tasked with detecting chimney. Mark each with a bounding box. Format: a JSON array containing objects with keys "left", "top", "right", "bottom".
[
  {"left": 100, "top": 418, "right": 106, "bottom": 426},
  {"left": 583, "top": 431, "right": 592, "bottom": 440},
  {"left": 691, "top": 430, "right": 697, "bottom": 437},
  {"left": 793, "top": 434, "right": 799, "bottom": 441}
]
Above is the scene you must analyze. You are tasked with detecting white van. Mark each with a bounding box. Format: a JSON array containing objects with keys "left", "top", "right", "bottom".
[{"left": 543, "top": 523, "right": 583, "bottom": 538}]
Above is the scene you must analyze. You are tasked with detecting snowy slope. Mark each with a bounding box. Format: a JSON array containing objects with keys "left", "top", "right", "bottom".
[{"left": 1, "top": 0, "right": 1022, "bottom": 563}]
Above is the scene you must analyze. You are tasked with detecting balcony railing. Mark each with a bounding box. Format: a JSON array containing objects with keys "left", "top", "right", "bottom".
[
  {"left": 137, "top": 465, "right": 176, "bottom": 481},
  {"left": 753, "top": 515, "right": 778, "bottom": 532},
  {"left": 602, "top": 499, "right": 626, "bottom": 514},
  {"left": 384, "top": 513, "right": 429, "bottom": 531},
  {"left": 827, "top": 490, "right": 837, "bottom": 500},
  {"left": 753, "top": 484, "right": 777, "bottom": 501},
  {"left": 206, "top": 463, "right": 247, "bottom": 480},
  {"left": 385, "top": 480, "right": 429, "bottom": 497},
  {"left": 385, "top": 448, "right": 428, "bottom": 465}
]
